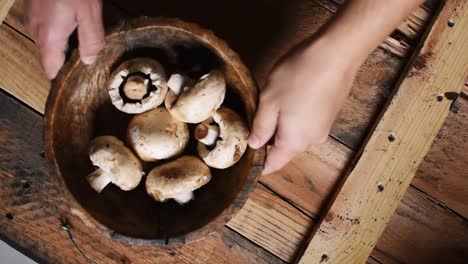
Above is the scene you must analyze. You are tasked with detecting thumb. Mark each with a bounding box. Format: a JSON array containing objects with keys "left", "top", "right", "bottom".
[{"left": 249, "top": 97, "right": 279, "bottom": 149}]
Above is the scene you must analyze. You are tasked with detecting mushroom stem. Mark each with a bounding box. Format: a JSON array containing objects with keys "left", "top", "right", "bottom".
[
  {"left": 173, "top": 191, "right": 194, "bottom": 205},
  {"left": 86, "top": 169, "right": 112, "bottom": 193},
  {"left": 167, "top": 73, "right": 185, "bottom": 95},
  {"left": 123, "top": 75, "right": 148, "bottom": 100},
  {"left": 195, "top": 123, "right": 220, "bottom": 146}
]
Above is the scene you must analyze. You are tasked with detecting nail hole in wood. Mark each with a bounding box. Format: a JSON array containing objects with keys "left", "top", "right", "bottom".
[
  {"left": 321, "top": 254, "right": 329, "bottom": 262},
  {"left": 40, "top": 152, "right": 45, "bottom": 158},
  {"left": 388, "top": 134, "right": 396, "bottom": 142},
  {"left": 22, "top": 181, "right": 30, "bottom": 189},
  {"left": 377, "top": 184, "right": 385, "bottom": 192},
  {"left": 437, "top": 94, "right": 444, "bottom": 102},
  {"left": 448, "top": 19, "right": 455, "bottom": 27},
  {"left": 6, "top": 213, "right": 14, "bottom": 220}
]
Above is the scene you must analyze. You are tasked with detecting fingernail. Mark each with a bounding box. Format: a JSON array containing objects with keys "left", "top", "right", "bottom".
[
  {"left": 82, "top": 55, "right": 97, "bottom": 65},
  {"left": 248, "top": 134, "right": 260, "bottom": 149}
]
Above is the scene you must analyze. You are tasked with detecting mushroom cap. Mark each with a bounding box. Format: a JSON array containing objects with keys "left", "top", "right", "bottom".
[
  {"left": 165, "top": 70, "right": 226, "bottom": 123},
  {"left": 108, "top": 58, "right": 168, "bottom": 114},
  {"left": 146, "top": 156, "right": 211, "bottom": 202},
  {"left": 197, "top": 107, "right": 249, "bottom": 169},
  {"left": 127, "top": 107, "right": 189, "bottom": 162},
  {"left": 88, "top": 136, "right": 143, "bottom": 191}
]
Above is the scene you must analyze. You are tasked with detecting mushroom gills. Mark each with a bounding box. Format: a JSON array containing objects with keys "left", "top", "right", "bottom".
[
  {"left": 107, "top": 58, "right": 168, "bottom": 114},
  {"left": 121, "top": 74, "right": 151, "bottom": 101}
]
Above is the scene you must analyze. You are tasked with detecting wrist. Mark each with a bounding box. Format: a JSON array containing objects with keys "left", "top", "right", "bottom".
[{"left": 303, "top": 33, "right": 366, "bottom": 74}]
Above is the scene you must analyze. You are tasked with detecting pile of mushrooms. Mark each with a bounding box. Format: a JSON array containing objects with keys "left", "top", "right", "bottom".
[{"left": 86, "top": 57, "right": 248, "bottom": 205}]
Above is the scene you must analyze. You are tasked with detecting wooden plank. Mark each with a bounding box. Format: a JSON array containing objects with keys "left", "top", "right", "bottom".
[
  {"left": 0, "top": 91, "right": 286, "bottom": 264},
  {"left": 3, "top": 0, "right": 26, "bottom": 37},
  {"left": 0, "top": 13, "right": 316, "bottom": 264},
  {"left": 228, "top": 184, "right": 313, "bottom": 262},
  {"left": 2, "top": 2, "right": 466, "bottom": 263},
  {"left": 299, "top": 1, "right": 468, "bottom": 263},
  {"left": 0, "top": 0, "right": 14, "bottom": 24},
  {"left": 372, "top": 188, "right": 468, "bottom": 264},
  {"left": 0, "top": 24, "right": 49, "bottom": 113},
  {"left": 413, "top": 98, "right": 468, "bottom": 217},
  {"left": 0, "top": 23, "right": 466, "bottom": 264},
  {"left": 260, "top": 138, "right": 352, "bottom": 217}
]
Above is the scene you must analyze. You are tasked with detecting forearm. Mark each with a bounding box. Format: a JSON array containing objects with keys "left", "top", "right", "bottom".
[{"left": 317, "top": 0, "right": 425, "bottom": 64}]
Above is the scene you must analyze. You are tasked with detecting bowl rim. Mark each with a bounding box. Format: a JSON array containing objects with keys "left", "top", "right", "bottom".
[{"left": 44, "top": 16, "right": 265, "bottom": 246}]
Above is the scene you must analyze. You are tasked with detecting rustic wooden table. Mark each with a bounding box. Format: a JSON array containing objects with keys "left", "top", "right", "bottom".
[{"left": 0, "top": 1, "right": 466, "bottom": 263}]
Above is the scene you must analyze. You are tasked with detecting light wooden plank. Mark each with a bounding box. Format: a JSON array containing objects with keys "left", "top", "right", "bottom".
[
  {"left": 0, "top": 0, "right": 14, "bottom": 24},
  {"left": 299, "top": 1, "right": 468, "bottom": 263},
  {"left": 228, "top": 185, "right": 313, "bottom": 262},
  {"left": 0, "top": 24, "right": 49, "bottom": 113}
]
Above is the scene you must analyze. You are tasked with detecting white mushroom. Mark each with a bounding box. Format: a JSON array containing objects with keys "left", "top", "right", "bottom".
[
  {"left": 127, "top": 107, "right": 189, "bottom": 162},
  {"left": 196, "top": 107, "right": 249, "bottom": 169},
  {"left": 146, "top": 156, "right": 212, "bottom": 204},
  {"left": 165, "top": 70, "right": 226, "bottom": 123},
  {"left": 87, "top": 136, "right": 143, "bottom": 193},
  {"left": 108, "top": 58, "right": 168, "bottom": 114}
]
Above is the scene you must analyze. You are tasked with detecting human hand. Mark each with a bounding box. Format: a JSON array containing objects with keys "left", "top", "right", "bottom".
[
  {"left": 248, "top": 38, "right": 361, "bottom": 174},
  {"left": 25, "top": 0, "right": 105, "bottom": 79}
]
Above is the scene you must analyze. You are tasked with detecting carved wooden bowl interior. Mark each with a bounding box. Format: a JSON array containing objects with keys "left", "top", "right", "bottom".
[{"left": 44, "top": 18, "right": 263, "bottom": 245}]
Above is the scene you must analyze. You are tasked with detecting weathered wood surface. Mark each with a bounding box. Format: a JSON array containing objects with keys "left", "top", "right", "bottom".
[
  {"left": 0, "top": 0, "right": 467, "bottom": 263},
  {"left": 413, "top": 99, "right": 468, "bottom": 217},
  {"left": 299, "top": 0, "right": 468, "bottom": 262},
  {"left": 4, "top": 2, "right": 456, "bottom": 221},
  {"left": 0, "top": 91, "right": 286, "bottom": 264},
  {"left": 0, "top": 24, "right": 49, "bottom": 113},
  {"left": 0, "top": 0, "right": 14, "bottom": 24}
]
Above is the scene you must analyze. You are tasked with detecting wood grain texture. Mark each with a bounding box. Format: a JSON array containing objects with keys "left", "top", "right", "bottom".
[
  {"left": 0, "top": 24, "right": 49, "bottom": 113},
  {"left": 1, "top": 1, "right": 466, "bottom": 263},
  {"left": 3, "top": 0, "right": 25, "bottom": 37},
  {"left": 413, "top": 97, "right": 468, "bottom": 217},
  {"left": 260, "top": 138, "right": 352, "bottom": 218},
  {"left": 299, "top": 0, "right": 468, "bottom": 262},
  {"left": 44, "top": 16, "right": 264, "bottom": 246},
  {"left": 0, "top": 0, "right": 14, "bottom": 24},
  {"left": 0, "top": 25, "right": 465, "bottom": 263},
  {"left": 372, "top": 188, "right": 468, "bottom": 264},
  {"left": 0, "top": 19, "right": 308, "bottom": 262},
  {"left": 228, "top": 184, "right": 313, "bottom": 262},
  {"left": 0, "top": 91, "right": 285, "bottom": 264}
]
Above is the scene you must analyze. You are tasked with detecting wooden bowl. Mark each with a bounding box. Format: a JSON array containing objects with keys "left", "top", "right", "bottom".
[{"left": 44, "top": 17, "right": 264, "bottom": 245}]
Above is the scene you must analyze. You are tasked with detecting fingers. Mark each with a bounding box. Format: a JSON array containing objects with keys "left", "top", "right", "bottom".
[
  {"left": 248, "top": 96, "right": 279, "bottom": 149},
  {"left": 262, "top": 116, "right": 303, "bottom": 175},
  {"left": 262, "top": 145, "right": 296, "bottom": 175},
  {"left": 25, "top": 0, "right": 77, "bottom": 79},
  {"left": 262, "top": 111, "right": 329, "bottom": 175},
  {"left": 76, "top": 0, "right": 105, "bottom": 64},
  {"left": 38, "top": 39, "right": 68, "bottom": 79}
]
